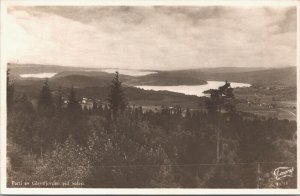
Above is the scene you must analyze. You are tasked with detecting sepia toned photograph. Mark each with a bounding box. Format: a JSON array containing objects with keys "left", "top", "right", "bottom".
[{"left": 1, "top": 0, "right": 298, "bottom": 194}]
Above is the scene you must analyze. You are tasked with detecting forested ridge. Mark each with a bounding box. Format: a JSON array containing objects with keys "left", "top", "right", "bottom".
[
  {"left": 7, "top": 71, "right": 297, "bottom": 188},
  {"left": 8, "top": 63, "right": 296, "bottom": 87}
]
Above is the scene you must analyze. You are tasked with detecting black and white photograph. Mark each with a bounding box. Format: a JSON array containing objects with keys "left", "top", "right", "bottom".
[{"left": 0, "top": 0, "right": 299, "bottom": 194}]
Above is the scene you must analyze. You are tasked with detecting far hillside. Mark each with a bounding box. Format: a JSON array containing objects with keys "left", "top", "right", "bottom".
[
  {"left": 154, "top": 66, "right": 296, "bottom": 87},
  {"left": 8, "top": 63, "right": 296, "bottom": 87},
  {"left": 208, "top": 67, "right": 296, "bottom": 87},
  {"left": 7, "top": 63, "right": 296, "bottom": 120}
]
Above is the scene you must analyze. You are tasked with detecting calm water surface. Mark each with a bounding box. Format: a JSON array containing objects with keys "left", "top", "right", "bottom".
[
  {"left": 136, "top": 81, "right": 251, "bottom": 97},
  {"left": 20, "top": 73, "right": 57, "bottom": 78}
]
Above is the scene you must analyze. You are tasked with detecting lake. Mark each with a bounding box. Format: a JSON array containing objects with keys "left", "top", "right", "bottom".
[
  {"left": 20, "top": 73, "right": 57, "bottom": 78},
  {"left": 136, "top": 81, "right": 251, "bottom": 97}
]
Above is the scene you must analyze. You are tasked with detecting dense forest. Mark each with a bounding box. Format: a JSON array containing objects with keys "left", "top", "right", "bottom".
[{"left": 7, "top": 71, "right": 297, "bottom": 188}]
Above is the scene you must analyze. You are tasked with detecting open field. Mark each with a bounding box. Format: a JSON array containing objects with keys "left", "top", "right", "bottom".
[{"left": 234, "top": 86, "right": 296, "bottom": 121}]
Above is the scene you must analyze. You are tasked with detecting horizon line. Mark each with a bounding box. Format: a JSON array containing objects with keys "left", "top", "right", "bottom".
[{"left": 7, "top": 62, "right": 296, "bottom": 71}]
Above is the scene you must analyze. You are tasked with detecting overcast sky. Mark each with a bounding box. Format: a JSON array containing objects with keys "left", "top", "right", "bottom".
[{"left": 6, "top": 6, "right": 296, "bottom": 70}]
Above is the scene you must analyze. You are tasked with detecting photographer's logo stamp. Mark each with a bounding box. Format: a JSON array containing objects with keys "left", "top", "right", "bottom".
[{"left": 273, "top": 167, "right": 294, "bottom": 181}]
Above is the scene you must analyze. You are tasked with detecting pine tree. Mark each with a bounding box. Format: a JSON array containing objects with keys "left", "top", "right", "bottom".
[
  {"left": 185, "top": 108, "right": 191, "bottom": 119},
  {"left": 68, "top": 85, "right": 80, "bottom": 111},
  {"left": 205, "top": 89, "right": 221, "bottom": 113},
  {"left": 205, "top": 81, "right": 235, "bottom": 113},
  {"left": 7, "top": 69, "right": 14, "bottom": 111},
  {"left": 108, "top": 71, "right": 127, "bottom": 118},
  {"left": 55, "top": 86, "right": 63, "bottom": 112},
  {"left": 65, "top": 85, "right": 87, "bottom": 145},
  {"left": 8, "top": 93, "right": 36, "bottom": 151},
  {"left": 38, "top": 79, "right": 54, "bottom": 117}
]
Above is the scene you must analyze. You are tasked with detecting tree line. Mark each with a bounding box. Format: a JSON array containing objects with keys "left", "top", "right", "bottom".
[{"left": 7, "top": 70, "right": 297, "bottom": 188}]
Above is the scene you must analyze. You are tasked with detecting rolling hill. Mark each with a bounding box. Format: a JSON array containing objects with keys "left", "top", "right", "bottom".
[
  {"left": 8, "top": 63, "right": 296, "bottom": 87},
  {"left": 8, "top": 63, "right": 296, "bottom": 110}
]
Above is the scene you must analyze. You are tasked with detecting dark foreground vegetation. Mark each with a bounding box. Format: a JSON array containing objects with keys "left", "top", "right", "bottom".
[{"left": 7, "top": 71, "right": 296, "bottom": 188}]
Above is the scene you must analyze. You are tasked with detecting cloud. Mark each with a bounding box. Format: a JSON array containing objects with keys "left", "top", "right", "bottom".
[{"left": 6, "top": 6, "right": 297, "bottom": 70}]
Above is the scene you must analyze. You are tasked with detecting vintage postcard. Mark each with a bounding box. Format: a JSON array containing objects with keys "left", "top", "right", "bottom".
[{"left": 0, "top": 0, "right": 299, "bottom": 195}]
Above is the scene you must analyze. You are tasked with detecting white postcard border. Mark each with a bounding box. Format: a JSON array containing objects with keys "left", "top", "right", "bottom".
[{"left": 1, "top": 0, "right": 299, "bottom": 194}]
